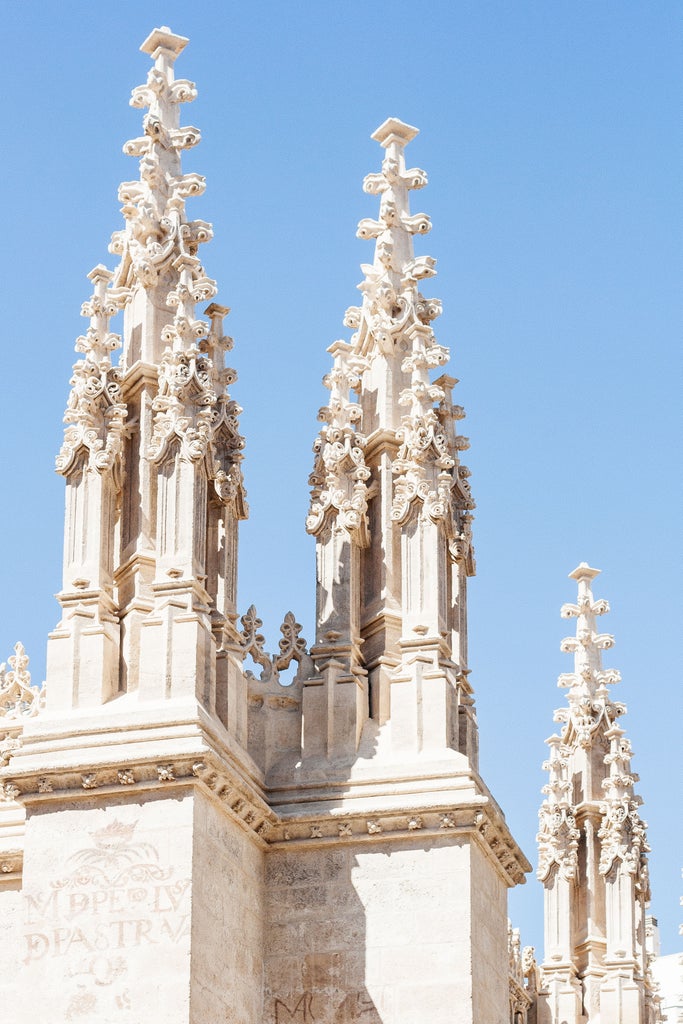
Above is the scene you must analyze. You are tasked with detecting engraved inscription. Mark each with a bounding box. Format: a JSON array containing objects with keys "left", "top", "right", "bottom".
[{"left": 23, "top": 819, "right": 191, "bottom": 1020}]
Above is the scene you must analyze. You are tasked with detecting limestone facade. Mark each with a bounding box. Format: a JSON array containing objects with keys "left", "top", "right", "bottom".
[{"left": 0, "top": 26, "right": 664, "bottom": 1024}]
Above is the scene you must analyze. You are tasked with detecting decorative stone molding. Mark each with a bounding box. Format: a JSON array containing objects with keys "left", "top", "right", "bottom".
[
  {"left": 265, "top": 802, "right": 527, "bottom": 885},
  {"left": 1, "top": 753, "right": 276, "bottom": 847},
  {"left": 240, "top": 606, "right": 311, "bottom": 690},
  {"left": 0, "top": 850, "right": 22, "bottom": 880}
]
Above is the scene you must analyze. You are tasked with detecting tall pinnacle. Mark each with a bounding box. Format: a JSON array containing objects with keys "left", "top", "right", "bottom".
[
  {"left": 308, "top": 117, "right": 473, "bottom": 544},
  {"left": 537, "top": 565, "right": 655, "bottom": 1020},
  {"left": 49, "top": 28, "right": 247, "bottom": 715},
  {"left": 305, "top": 119, "right": 477, "bottom": 763}
]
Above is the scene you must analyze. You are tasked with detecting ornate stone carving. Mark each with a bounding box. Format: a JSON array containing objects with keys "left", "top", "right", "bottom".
[
  {"left": 538, "top": 564, "right": 657, "bottom": 1020},
  {"left": 0, "top": 643, "right": 43, "bottom": 720},
  {"left": 239, "top": 605, "right": 273, "bottom": 680},
  {"left": 307, "top": 118, "right": 475, "bottom": 547},
  {"left": 114, "top": 30, "right": 208, "bottom": 293},
  {"left": 537, "top": 735, "right": 580, "bottom": 881},
  {"left": 307, "top": 342, "right": 370, "bottom": 543},
  {"left": 240, "top": 606, "right": 310, "bottom": 686},
  {"left": 56, "top": 266, "right": 128, "bottom": 479},
  {"left": 598, "top": 726, "right": 650, "bottom": 885},
  {"left": 147, "top": 267, "right": 247, "bottom": 515}
]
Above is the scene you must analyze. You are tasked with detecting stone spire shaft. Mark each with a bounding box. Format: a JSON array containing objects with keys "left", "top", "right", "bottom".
[
  {"left": 305, "top": 119, "right": 476, "bottom": 765},
  {"left": 47, "top": 29, "right": 248, "bottom": 740},
  {"left": 537, "top": 564, "right": 659, "bottom": 1024}
]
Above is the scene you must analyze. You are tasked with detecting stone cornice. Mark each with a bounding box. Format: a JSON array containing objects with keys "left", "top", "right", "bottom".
[
  {"left": 0, "top": 751, "right": 529, "bottom": 884},
  {"left": 2, "top": 750, "right": 275, "bottom": 850},
  {"left": 2, "top": 704, "right": 530, "bottom": 886},
  {"left": 266, "top": 799, "right": 528, "bottom": 886},
  {"left": 265, "top": 759, "right": 530, "bottom": 885}
]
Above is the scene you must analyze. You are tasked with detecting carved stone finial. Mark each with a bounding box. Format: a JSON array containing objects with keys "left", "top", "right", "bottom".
[
  {"left": 56, "top": 265, "right": 128, "bottom": 477},
  {"left": 0, "top": 643, "right": 43, "bottom": 720},
  {"left": 139, "top": 27, "right": 189, "bottom": 59},
  {"left": 568, "top": 560, "right": 601, "bottom": 583},
  {"left": 370, "top": 117, "right": 420, "bottom": 148},
  {"left": 558, "top": 561, "right": 615, "bottom": 701},
  {"left": 306, "top": 340, "right": 370, "bottom": 542}
]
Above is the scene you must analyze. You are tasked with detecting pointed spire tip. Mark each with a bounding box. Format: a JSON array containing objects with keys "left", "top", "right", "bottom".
[
  {"left": 140, "top": 27, "right": 189, "bottom": 58},
  {"left": 371, "top": 117, "right": 419, "bottom": 149},
  {"left": 568, "top": 562, "right": 600, "bottom": 582}
]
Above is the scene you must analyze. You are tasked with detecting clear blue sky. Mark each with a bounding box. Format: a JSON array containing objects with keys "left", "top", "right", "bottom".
[{"left": 0, "top": 2, "right": 680, "bottom": 954}]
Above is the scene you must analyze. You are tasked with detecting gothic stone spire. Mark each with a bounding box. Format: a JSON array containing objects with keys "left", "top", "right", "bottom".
[
  {"left": 304, "top": 119, "right": 477, "bottom": 764},
  {"left": 537, "top": 564, "right": 658, "bottom": 1024},
  {"left": 48, "top": 29, "right": 247, "bottom": 739}
]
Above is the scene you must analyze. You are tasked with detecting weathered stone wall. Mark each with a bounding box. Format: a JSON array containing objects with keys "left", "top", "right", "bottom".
[
  {"left": 264, "top": 835, "right": 488, "bottom": 1024},
  {"left": 0, "top": 879, "right": 21, "bottom": 1013},
  {"left": 18, "top": 792, "right": 195, "bottom": 1023},
  {"left": 189, "top": 793, "right": 265, "bottom": 1023},
  {"left": 470, "top": 840, "right": 510, "bottom": 1023}
]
